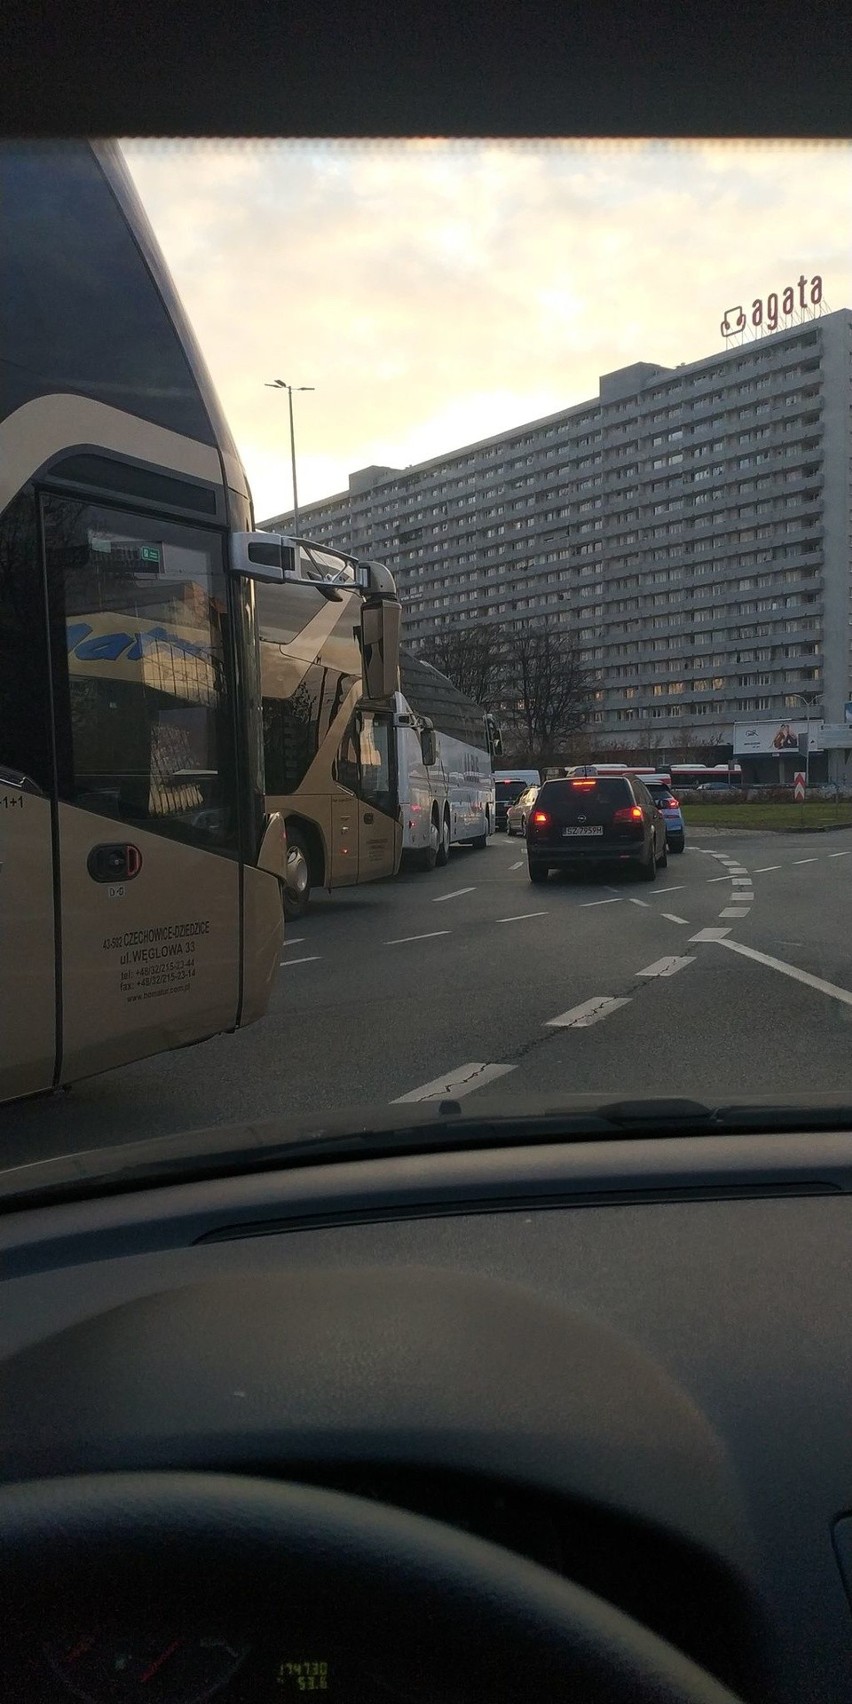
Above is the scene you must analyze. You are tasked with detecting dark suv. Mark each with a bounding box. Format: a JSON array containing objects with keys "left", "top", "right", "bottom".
[{"left": 526, "top": 774, "right": 667, "bottom": 884}]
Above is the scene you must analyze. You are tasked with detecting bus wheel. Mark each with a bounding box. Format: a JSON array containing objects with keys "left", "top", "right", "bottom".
[
  {"left": 436, "top": 811, "right": 451, "bottom": 867},
  {"left": 283, "top": 827, "right": 312, "bottom": 918}
]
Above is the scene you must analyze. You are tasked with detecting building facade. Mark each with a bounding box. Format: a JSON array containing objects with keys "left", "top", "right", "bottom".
[{"left": 261, "top": 310, "right": 852, "bottom": 770}]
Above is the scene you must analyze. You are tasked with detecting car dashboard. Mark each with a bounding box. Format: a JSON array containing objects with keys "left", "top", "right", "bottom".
[{"left": 3, "top": 1129, "right": 852, "bottom": 1702}]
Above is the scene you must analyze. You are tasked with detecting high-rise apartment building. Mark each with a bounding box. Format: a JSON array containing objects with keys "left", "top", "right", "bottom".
[{"left": 261, "top": 311, "right": 852, "bottom": 764}]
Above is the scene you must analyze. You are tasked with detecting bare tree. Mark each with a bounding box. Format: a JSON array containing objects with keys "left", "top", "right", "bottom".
[
  {"left": 619, "top": 718, "right": 669, "bottom": 768},
  {"left": 495, "top": 621, "right": 598, "bottom": 773},
  {"left": 416, "top": 622, "right": 501, "bottom": 706},
  {"left": 414, "top": 617, "right": 598, "bottom": 769},
  {"left": 671, "top": 723, "right": 730, "bottom": 765}
]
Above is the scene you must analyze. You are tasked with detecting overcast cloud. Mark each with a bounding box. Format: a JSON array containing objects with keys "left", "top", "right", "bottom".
[{"left": 121, "top": 139, "right": 852, "bottom": 521}]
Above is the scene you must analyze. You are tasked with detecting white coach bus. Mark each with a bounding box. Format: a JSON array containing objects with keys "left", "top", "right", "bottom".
[{"left": 394, "top": 650, "right": 500, "bottom": 871}]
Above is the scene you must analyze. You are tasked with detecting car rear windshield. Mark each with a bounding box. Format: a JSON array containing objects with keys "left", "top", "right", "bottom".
[
  {"left": 648, "top": 784, "right": 675, "bottom": 803},
  {"left": 537, "top": 778, "right": 632, "bottom": 806},
  {"left": 496, "top": 780, "right": 527, "bottom": 797}
]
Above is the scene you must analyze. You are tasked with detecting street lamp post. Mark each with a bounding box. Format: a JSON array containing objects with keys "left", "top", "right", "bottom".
[
  {"left": 792, "top": 692, "right": 816, "bottom": 793},
  {"left": 264, "top": 379, "right": 314, "bottom": 536}
]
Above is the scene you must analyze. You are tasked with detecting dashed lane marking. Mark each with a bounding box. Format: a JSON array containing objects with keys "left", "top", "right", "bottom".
[
  {"left": 628, "top": 898, "right": 650, "bottom": 907},
  {"left": 432, "top": 886, "right": 476, "bottom": 903},
  {"left": 707, "top": 875, "right": 733, "bottom": 883},
  {"left": 753, "top": 866, "right": 781, "bottom": 873},
  {"left": 546, "top": 996, "right": 631, "bottom": 1029},
  {"left": 392, "top": 1061, "right": 516, "bottom": 1103},
  {"left": 662, "top": 914, "right": 689, "bottom": 924},
  {"left": 714, "top": 939, "right": 852, "bottom": 1010},
  {"left": 282, "top": 936, "right": 305, "bottom": 946},
  {"left": 385, "top": 930, "right": 450, "bottom": 945},
  {"left": 651, "top": 885, "right": 686, "bottom": 895},
  {"left": 509, "top": 860, "right": 524, "bottom": 870},
  {"left": 496, "top": 910, "right": 549, "bottom": 923},
  {"left": 279, "top": 956, "right": 321, "bottom": 967},
  {"left": 636, "top": 956, "right": 696, "bottom": 979},
  {"left": 793, "top": 858, "right": 818, "bottom": 865},
  {"left": 829, "top": 851, "right": 851, "bottom": 858},
  {"left": 719, "top": 908, "right": 751, "bottom": 919},
  {"left": 580, "top": 897, "right": 622, "bottom": 907},
  {"left": 689, "top": 927, "right": 732, "bottom": 942}
]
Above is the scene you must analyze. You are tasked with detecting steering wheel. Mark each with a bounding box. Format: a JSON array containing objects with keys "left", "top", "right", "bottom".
[{"left": 0, "top": 1472, "right": 746, "bottom": 1703}]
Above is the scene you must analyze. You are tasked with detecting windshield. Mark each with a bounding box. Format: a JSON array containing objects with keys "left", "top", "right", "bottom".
[{"left": 2, "top": 134, "right": 852, "bottom": 1193}]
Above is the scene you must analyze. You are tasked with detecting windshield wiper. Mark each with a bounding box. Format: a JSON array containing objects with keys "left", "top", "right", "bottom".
[{"left": 5, "top": 1095, "right": 852, "bottom": 1213}]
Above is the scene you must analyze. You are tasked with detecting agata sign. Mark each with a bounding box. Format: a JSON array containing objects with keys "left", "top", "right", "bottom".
[{"left": 721, "top": 274, "right": 823, "bottom": 339}]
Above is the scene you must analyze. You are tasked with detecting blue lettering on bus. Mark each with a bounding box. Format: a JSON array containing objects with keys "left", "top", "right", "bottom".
[
  {"left": 66, "top": 623, "right": 211, "bottom": 663},
  {"left": 75, "top": 631, "right": 134, "bottom": 662},
  {"left": 125, "top": 625, "right": 208, "bottom": 662}
]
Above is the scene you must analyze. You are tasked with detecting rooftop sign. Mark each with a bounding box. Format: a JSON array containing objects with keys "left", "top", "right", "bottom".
[{"left": 721, "top": 274, "right": 823, "bottom": 342}]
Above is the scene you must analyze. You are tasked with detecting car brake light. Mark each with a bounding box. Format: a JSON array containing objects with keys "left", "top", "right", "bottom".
[
  {"left": 570, "top": 779, "right": 596, "bottom": 788},
  {"left": 669, "top": 796, "right": 679, "bottom": 807},
  {"left": 613, "top": 805, "right": 643, "bottom": 823},
  {"left": 531, "top": 810, "right": 550, "bottom": 825}
]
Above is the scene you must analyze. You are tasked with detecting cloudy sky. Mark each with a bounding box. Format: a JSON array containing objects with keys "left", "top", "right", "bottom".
[{"left": 121, "top": 139, "right": 852, "bottom": 523}]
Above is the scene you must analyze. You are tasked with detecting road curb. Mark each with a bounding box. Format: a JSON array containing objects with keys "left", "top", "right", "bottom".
[{"left": 686, "top": 822, "right": 852, "bottom": 838}]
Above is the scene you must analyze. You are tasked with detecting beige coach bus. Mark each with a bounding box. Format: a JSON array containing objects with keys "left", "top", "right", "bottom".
[
  {"left": 254, "top": 537, "right": 402, "bottom": 917},
  {"left": 0, "top": 140, "right": 290, "bottom": 1105}
]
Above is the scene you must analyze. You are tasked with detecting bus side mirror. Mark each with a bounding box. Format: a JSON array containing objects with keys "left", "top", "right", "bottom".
[
  {"left": 230, "top": 532, "right": 295, "bottom": 583},
  {"left": 360, "top": 596, "right": 401, "bottom": 700},
  {"left": 420, "top": 724, "right": 437, "bottom": 768}
]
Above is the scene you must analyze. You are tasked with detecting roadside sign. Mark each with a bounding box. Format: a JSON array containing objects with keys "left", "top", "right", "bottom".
[
  {"left": 794, "top": 773, "right": 806, "bottom": 802},
  {"left": 819, "top": 726, "right": 852, "bottom": 749}
]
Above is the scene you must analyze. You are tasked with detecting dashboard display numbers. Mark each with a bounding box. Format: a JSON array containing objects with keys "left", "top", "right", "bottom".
[{"left": 277, "top": 1657, "right": 330, "bottom": 1691}]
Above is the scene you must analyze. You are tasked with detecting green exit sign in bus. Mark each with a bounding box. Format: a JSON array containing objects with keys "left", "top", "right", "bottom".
[{"left": 139, "top": 545, "right": 161, "bottom": 565}]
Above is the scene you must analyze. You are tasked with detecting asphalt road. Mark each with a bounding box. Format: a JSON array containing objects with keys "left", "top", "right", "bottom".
[{"left": 3, "top": 827, "right": 852, "bottom": 1171}]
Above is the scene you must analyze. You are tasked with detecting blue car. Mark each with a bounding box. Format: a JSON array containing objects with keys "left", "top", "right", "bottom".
[{"left": 645, "top": 776, "right": 685, "bottom": 853}]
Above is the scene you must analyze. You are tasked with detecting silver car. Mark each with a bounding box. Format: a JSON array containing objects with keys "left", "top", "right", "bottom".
[{"left": 505, "top": 784, "right": 540, "bottom": 837}]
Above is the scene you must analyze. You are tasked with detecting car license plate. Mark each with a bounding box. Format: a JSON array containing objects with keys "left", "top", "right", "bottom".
[{"left": 563, "top": 825, "right": 603, "bottom": 836}]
